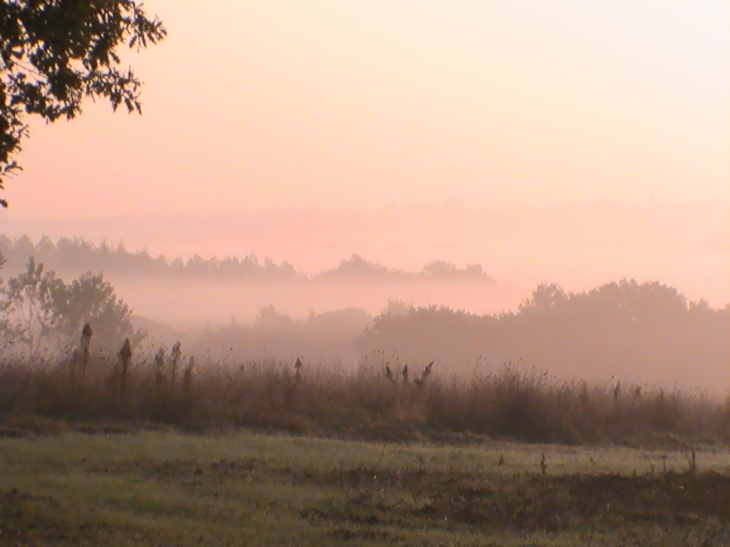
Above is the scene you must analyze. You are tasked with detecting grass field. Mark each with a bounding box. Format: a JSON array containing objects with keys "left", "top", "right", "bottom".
[
  {"left": 2, "top": 357, "right": 728, "bottom": 447},
  {"left": 1, "top": 431, "right": 728, "bottom": 546}
]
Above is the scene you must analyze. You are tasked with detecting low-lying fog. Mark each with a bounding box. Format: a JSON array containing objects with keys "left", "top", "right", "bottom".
[
  {"left": 114, "top": 278, "right": 518, "bottom": 331},
  {"left": 1, "top": 201, "right": 727, "bottom": 392},
  {"left": 5, "top": 201, "right": 728, "bottom": 306}
]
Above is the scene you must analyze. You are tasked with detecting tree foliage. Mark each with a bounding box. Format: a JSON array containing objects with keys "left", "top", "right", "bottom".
[
  {"left": 0, "top": 256, "right": 62, "bottom": 357},
  {"left": 0, "top": 257, "right": 144, "bottom": 356},
  {"left": 0, "top": 0, "right": 166, "bottom": 206},
  {"left": 357, "top": 280, "right": 729, "bottom": 388},
  {"left": 53, "top": 270, "right": 142, "bottom": 349}
]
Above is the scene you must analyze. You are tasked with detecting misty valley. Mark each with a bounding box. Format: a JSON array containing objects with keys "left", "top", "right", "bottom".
[
  {"left": 0, "top": 234, "right": 727, "bottom": 392},
  {"left": 0, "top": 1, "right": 727, "bottom": 543},
  {"left": 1, "top": 235, "right": 729, "bottom": 546}
]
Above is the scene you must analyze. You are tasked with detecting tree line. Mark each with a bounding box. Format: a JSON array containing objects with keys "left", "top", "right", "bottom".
[
  {"left": 0, "top": 236, "right": 495, "bottom": 283},
  {"left": 356, "top": 281, "right": 729, "bottom": 388},
  {"left": 190, "top": 279, "right": 727, "bottom": 389},
  {"left": 1, "top": 246, "right": 726, "bottom": 391}
]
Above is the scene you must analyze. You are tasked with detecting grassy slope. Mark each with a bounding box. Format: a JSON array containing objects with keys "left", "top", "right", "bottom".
[{"left": 0, "top": 432, "right": 728, "bottom": 546}]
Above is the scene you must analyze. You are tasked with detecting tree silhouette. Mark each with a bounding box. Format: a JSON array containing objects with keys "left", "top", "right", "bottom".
[
  {"left": 0, "top": 258, "right": 143, "bottom": 355},
  {"left": 54, "top": 271, "right": 143, "bottom": 351},
  {"left": 356, "top": 280, "right": 728, "bottom": 387},
  {"left": 0, "top": 256, "right": 62, "bottom": 357},
  {"left": 0, "top": 0, "right": 166, "bottom": 206}
]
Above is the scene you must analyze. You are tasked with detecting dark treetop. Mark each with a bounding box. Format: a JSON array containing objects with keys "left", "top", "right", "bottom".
[{"left": 0, "top": 0, "right": 165, "bottom": 207}]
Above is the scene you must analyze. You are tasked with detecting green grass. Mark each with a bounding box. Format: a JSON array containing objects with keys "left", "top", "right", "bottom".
[{"left": 1, "top": 431, "right": 728, "bottom": 546}]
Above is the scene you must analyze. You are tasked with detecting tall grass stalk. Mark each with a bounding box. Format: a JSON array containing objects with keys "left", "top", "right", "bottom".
[{"left": 0, "top": 352, "right": 727, "bottom": 446}]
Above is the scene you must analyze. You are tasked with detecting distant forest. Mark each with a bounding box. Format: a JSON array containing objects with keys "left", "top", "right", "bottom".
[
  {"left": 197, "top": 280, "right": 728, "bottom": 390},
  {"left": 1, "top": 235, "right": 726, "bottom": 390},
  {"left": 0, "top": 235, "right": 495, "bottom": 283},
  {"left": 355, "top": 281, "right": 728, "bottom": 388}
]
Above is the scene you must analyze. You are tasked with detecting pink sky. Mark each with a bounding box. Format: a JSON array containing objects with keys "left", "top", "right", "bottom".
[{"left": 1, "top": 0, "right": 727, "bottom": 217}]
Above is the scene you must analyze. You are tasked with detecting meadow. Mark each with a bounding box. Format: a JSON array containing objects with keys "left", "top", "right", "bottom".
[
  {"left": 0, "top": 431, "right": 728, "bottom": 546},
  {"left": 0, "top": 353, "right": 728, "bottom": 545}
]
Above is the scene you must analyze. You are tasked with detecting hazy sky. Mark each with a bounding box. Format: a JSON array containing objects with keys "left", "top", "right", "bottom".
[{"left": 1, "top": 0, "right": 727, "bottom": 219}]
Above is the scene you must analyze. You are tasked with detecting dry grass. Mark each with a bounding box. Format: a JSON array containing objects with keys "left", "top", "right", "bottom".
[{"left": 0, "top": 351, "right": 727, "bottom": 447}]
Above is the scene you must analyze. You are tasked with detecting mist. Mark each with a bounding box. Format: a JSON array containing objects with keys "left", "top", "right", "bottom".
[
  {"left": 1, "top": 199, "right": 727, "bottom": 393},
  {"left": 3, "top": 199, "right": 728, "bottom": 307}
]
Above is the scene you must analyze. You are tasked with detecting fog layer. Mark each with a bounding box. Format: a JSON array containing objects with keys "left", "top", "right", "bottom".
[
  {"left": 0, "top": 219, "right": 727, "bottom": 392},
  {"left": 3, "top": 201, "right": 728, "bottom": 311}
]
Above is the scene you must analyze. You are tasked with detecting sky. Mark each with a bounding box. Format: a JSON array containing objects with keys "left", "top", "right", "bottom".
[{"left": 1, "top": 0, "right": 728, "bottom": 218}]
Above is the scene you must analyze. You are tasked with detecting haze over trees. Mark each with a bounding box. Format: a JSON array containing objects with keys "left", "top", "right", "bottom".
[
  {"left": 0, "top": 236, "right": 495, "bottom": 284},
  {"left": 0, "top": 256, "right": 143, "bottom": 358},
  {"left": 356, "top": 281, "right": 728, "bottom": 390},
  {"left": 0, "top": 235, "right": 726, "bottom": 390},
  {"left": 0, "top": 235, "right": 506, "bottom": 325},
  {"left": 192, "top": 280, "right": 727, "bottom": 391},
  {"left": 3, "top": 202, "right": 726, "bottom": 314},
  {"left": 195, "top": 306, "right": 372, "bottom": 365},
  {"left": 0, "top": 4, "right": 725, "bottom": 544}
]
